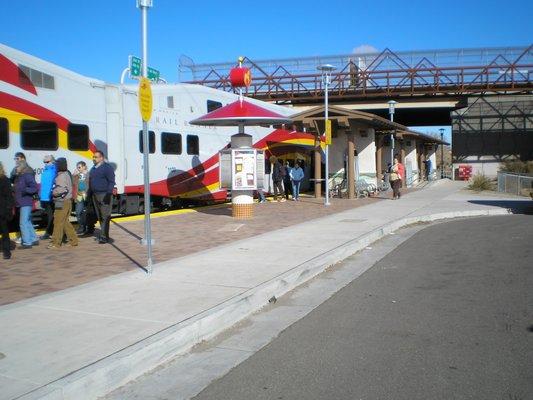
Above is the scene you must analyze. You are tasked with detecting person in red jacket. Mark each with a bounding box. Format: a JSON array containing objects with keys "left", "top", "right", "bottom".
[{"left": 391, "top": 157, "right": 405, "bottom": 200}]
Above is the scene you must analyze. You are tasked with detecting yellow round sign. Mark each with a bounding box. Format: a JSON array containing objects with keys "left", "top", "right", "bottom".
[{"left": 138, "top": 77, "right": 152, "bottom": 122}]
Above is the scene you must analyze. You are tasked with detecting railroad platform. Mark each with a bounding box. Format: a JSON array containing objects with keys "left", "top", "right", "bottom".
[{"left": 0, "top": 181, "right": 531, "bottom": 400}]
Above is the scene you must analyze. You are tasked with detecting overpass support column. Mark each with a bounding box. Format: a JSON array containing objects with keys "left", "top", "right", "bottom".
[
  {"left": 376, "top": 135, "right": 383, "bottom": 183},
  {"left": 347, "top": 131, "right": 356, "bottom": 199},
  {"left": 314, "top": 134, "right": 322, "bottom": 198}
]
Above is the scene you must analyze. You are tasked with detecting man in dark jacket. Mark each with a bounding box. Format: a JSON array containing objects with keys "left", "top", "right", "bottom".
[
  {"left": 0, "top": 162, "right": 14, "bottom": 259},
  {"left": 88, "top": 150, "right": 115, "bottom": 244},
  {"left": 270, "top": 156, "right": 285, "bottom": 202}
]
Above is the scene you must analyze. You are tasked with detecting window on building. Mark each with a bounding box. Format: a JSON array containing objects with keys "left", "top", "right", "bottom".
[
  {"left": 19, "top": 64, "right": 55, "bottom": 89},
  {"left": 67, "top": 124, "right": 89, "bottom": 151},
  {"left": 139, "top": 130, "right": 155, "bottom": 153},
  {"left": 207, "top": 100, "right": 222, "bottom": 113},
  {"left": 0, "top": 118, "right": 8, "bottom": 149},
  {"left": 161, "top": 132, "right": 182, "bottom": 154},
  {"left": 167, "top": 96, "right": 174, "bottom": 109},
  {"left": 187, "top": 134, "right": 199, "bottom": 155},
  {"left": 21, "top": 120, "right": 58, "bottom": 150}
]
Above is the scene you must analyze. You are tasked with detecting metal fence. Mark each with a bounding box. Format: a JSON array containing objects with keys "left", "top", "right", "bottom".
[{"left": 497, "top": 172, "right": 533, "bottom": 196}]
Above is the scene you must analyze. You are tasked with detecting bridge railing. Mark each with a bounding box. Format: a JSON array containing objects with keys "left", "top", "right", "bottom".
[{"left": 183, "top": 46, "right": 533, "bottom": 101}]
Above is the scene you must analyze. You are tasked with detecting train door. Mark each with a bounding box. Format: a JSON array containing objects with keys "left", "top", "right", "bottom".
[{"left": 104, "top": 86, "right": 125, "bottom": 193}]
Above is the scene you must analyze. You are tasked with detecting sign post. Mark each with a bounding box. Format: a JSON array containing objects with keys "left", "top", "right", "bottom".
[{"left": 137, "top": 0, "right": 153, "bottom": 274}]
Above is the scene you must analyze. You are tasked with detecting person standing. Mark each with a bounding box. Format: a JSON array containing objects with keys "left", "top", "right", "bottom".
[
  {"left": 390, "top": 157, "right": 404, "bottom": 200},
  {"left": 0, "top": 162, "right": 14, "bottom": 259},
  {"left": 39, "top": 155, "right": 56, "bottom": 240},
  {"left": 289, "top": 161, "right": 304, "bottom": 201},
  {"left": 14, "top": 160, "right": 38, "bottom": 248},
  {"left": 88, "top": 150, "right": 115, "bottom": 244},
  {"left": 269, "top": 156, "right": 285, "bottom": 202},
  {"left": 283, "top": 161, "right": 292, "bottom": 200},
  {"left": 48, "top": 158, "right": 78, "bottom": 249},
  {"left": 72, "top": 161, "right": 89, "bottom": 234}
]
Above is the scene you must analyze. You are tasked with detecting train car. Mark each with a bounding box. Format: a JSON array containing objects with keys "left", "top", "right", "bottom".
[{"left": 0, "top": 43, "right": 316, "bottom": 215}]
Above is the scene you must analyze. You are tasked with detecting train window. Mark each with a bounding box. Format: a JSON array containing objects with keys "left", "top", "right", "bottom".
[
  {"left": 138, "top": 130, "right": 155, "bottom": 153},
  {"left": 67, "top": 124, "right": 89, "bottom": 151},
  {"left": 167, "top": 96, "right": 174, "bottom": 109},
  {"left": 19, "top": 64, "right": 55, "bottom": 89},
  {"left": 20, "top": 120, "right": 58, "bottom": 150},
  {"left": 161, "top": 132, "right": 182, "bottom": 155},
  {"left": 207, "top": 100, "right": 222, "bottom": 113},
  {"left": 0, "top": 118, "right": 8, "bottom": 149},
  {"left": 187, "top": 135, "right": 199, "bottom": 155}
]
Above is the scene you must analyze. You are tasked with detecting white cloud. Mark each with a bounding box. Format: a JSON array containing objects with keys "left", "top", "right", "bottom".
[{"left": 352, "top": 44, "right": 379, "bottom": 54}]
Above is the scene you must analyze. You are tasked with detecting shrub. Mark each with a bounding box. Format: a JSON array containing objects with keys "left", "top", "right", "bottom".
[
  {"left": 468, "top": 173, "right": 494, "bottom": 191},
  {"left": 499, "top": 160, "right": 533, "bottom": 174}
]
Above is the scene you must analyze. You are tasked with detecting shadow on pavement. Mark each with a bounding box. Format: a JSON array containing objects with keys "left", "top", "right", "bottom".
[{"left": 468, "top": 200, "right": 533, "bottom": 214}]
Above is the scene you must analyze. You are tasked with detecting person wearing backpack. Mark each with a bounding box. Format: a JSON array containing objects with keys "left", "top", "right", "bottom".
[{"left": 48, "top": 158, "right": 78, "bottom": 249}]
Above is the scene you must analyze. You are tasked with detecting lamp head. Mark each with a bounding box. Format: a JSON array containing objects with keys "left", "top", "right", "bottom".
[
  {"left": 317, "top": 64, "right": 336, "bottom": 73},
  {"left": 387, "top": 100, "right": 397, "bottom": 114}
]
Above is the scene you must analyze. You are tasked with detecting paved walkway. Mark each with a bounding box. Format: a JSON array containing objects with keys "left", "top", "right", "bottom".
[
  {"left": 0, "top": 195, "right": 379, "bottom": 306},
  {"left": 0, "top": 181, "right": 531, "bottom": 400}
]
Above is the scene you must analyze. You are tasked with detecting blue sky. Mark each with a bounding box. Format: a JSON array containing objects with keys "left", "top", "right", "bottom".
[{"left": 2, "top": 0, "right": 532, "bottom": 139}]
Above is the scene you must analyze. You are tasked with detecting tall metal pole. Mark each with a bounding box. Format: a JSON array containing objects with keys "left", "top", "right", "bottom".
[
  {"left": 324, "top": 73, "right": 330, "bottom": 206},
  {"left": 139, "top": 0, "right": 153, "bottom": 273},
  {"left": 318, "top": 64, "right": 335, "bottom": 206},
  {"left": 388, "top": 100, "right": 397, "bottom": 168},
  {"left": 440, "top": 128, "right": 445, "bottom": 179}
]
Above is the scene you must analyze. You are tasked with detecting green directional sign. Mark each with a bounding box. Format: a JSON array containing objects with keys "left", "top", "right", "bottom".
[
  {"left": 129, "top": 55, "right": 160, "bottom": 82},
  {"left": 147, "top": 66, "right": 160, "bottom": 82}
]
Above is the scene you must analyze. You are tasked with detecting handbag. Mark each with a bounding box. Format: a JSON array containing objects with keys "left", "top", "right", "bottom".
[{"left": 389, "top": 172, "right": 399, "bottom": 181}]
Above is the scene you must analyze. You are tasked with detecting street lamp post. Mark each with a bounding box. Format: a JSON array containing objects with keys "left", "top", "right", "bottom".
[
  {"left": 439, "top": 128, "right": 445, "bottom": 179},
  {"left": 387, "top": 100, "right": 397, "bottom": 167},
  {"left": 138, "top": 0, "right": 153, "bottom": 273},
  {"left": 317, "top": 64, "right": 336, "bottom": 206}
]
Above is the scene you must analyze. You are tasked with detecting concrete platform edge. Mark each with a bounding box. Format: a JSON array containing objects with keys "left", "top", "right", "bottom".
[{"left": 16, "top": 208, "right": 511, "bottom": 400}]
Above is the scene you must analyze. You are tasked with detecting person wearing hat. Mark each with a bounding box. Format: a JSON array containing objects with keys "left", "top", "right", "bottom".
[
  {"left": 39, "top": 155, "right": 56, "bottom": 240},
  {"left": 48, "top": 157, "right": 78, "bottom": 249}
]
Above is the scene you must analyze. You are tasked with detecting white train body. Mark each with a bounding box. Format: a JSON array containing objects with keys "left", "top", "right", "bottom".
[{"left": 0, "top": 44, "right": 313, "bottom": 212}]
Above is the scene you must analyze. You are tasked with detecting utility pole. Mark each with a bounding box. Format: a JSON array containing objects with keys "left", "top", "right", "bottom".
[{"left": 138, "top": 0, "right": 153, "bottom": 273}]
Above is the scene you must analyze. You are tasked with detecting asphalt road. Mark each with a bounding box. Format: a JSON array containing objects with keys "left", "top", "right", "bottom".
[{"left": 193, "top": 215, "right": 533, "bottom": 400}]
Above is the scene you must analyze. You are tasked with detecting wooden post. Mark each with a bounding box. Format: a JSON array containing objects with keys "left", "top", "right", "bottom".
[
  {"left": 347, "top": 131, "right": 355, "bottom": 199},
  {"left": 376, "top": 135, "right": 383, "bottom": 183},
  {"left": 314, "top": 134, "right": 322, "bottom": 198},
  {"left": 400, "top": 142, "right": 407, "bottom": 188}
]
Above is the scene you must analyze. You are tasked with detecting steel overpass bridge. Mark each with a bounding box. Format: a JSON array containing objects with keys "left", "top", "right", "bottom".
[{"left": 181, "top": 45, "right": 532, "bottom": 126}]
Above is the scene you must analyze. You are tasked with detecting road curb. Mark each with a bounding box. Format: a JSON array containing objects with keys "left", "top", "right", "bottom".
[{"left": 18, "top": 208, "right": 512, "bottom": 400}]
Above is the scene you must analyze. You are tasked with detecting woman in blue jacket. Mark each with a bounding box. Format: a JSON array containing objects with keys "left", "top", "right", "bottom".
[{"left": 39, "top": 155, "right": 56, "bottom": 239}]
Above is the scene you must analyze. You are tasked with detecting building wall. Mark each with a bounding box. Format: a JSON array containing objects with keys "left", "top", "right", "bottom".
[
  {"left": 356, "top": 128, "right": 377, "bottom": 185},
  {"left": 403, "top": 139, "right": 419, "bottom": 186}
]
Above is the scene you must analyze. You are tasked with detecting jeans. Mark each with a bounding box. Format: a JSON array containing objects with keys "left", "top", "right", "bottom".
[
  {"left": 283, "top": 179, "right": 292, "bottom": 199},
  {"left": 41, "top": 201, "right": 54, "bottom": 235},
  {"left": 291, "top": 180, "right": 301, "bottom": 199},
  {"left": 19, "top": 206, "right": 37, "bottom": 245},
  {"left": 272, "top": 181, "right": 284, "bottom": 200},
  {"left": 75, "top": 200, "right": 86, "bottom": 229}
]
